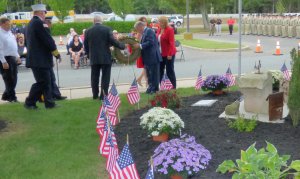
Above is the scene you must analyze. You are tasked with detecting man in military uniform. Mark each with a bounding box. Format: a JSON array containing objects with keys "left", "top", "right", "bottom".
[
  {"left": 281, "top": 16, "right": 288, "bottom": 38},
  {"left": 292, "top": 15, "right": 297, "bottom": 37},
  {"left": 244, "top": 15, "right": 250, "bottom": 35},
  {"left": 296, "top": 15, "right": 300, "bottom": 39},
  {"left": 257, "top": 15, "right": 263, "bottom": 36},
  {"left": 24, "top": 4, "right": 61, "bottom": 109},
  {"left": 267, "top": 15, "right": 272, "bottom": 36},
  {"left": 251, "top": 14, "right": 257, "bottom": 35},
  {"left": 274, "top": 15, "right": 281, "bottom": 37},
  {"left": 288, "top": 15, "right": 294, "bottom": 38},
  {"left": 241, "top": 15, "right": 245, "bottom": 35},
  {"left": 262, "top": 15, "right": 268, "bottom": 36}
]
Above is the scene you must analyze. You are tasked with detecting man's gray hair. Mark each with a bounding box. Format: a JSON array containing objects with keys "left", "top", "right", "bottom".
[
  {"left": 134, "top": 21, "right": 146, "bottom": 29},
  {"left": 94, "top": 15, "right": 103, "bottom": 24}
]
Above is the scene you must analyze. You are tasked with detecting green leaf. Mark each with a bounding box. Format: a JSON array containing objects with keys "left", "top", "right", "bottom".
[
  {"left": 266, "top": 141, "right": 278, "bottom": 154},
  {"left": 246, "top": 143, "right": 257, "bottom": 156},
  {"left": 291, "top": 160, "right": 300, "bottom": 171},
  {"left": 241, "top": 150, "right": 248, "bottom": 162},
  {"left": 232, "top": 173, "right": 239, "bottom": 179},
  {"left": 216, "top": 160, "right": 236, "bottom": 174},
  {"left": 282, "top": 155, "right": 291, "bottom": 162},
  {"left": 294, "top": 172, "right": 300, "bottom": 179}
]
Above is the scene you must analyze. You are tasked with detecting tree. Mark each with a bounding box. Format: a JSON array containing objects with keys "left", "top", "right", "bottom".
[
  {"left": 134, "top": 0, "right": 159, "bottom": 14},
  {"left": 0, "top": 0, "right": 7, "bottom": 14},
  {"left": 108, "top": 0, "right": 134, "bottom": 19},
  {"left": 276, "top": 0, "right": 286, "bottom": 14},
  {"left": 45, "top": 0, "right": 75, "bottom": 21}
]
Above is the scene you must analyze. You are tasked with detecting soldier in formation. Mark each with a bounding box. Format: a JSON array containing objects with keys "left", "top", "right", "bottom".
[{"left": 242, "top": 14, "right": 300, "bottom": 39}]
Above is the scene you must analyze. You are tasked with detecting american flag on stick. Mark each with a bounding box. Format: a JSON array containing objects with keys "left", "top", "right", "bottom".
[
  {"left": 127, "top": 78, "right": 140, "bottom": 105},
  {"left": 195, "top": 69, "right": 203, "bottom": 90},
  {"left": 226, "top": 66, "right": 235, "bottom": 86},
  {"left": 108, "top": 83, "right": 121, "bottom": 112},
  {"left": 99, "top": 114, "right": 118, "bottom": 158},
  {"left": 145, "top": 159, "right": 154, "bottom": 179},
  {"left": 160, "top": 74, "right": 173, "bottom": 91},
  {"left": 281, "top": 63, "right": 291, "bottom": 81},
  {"left": 102, "top": 96, "right": 118, "bottom": 126},
  {"left": 109, "top": 144, "right": 140, "bottom": 179},
  {"left": 106, "top": 129, "right": 119, "bottom": 172},
  {"left": 96, "top": 109, "right": 106, "bottom": 137}
]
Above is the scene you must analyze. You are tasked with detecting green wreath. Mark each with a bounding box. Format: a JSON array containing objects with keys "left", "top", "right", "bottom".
[{"left": 112, "top": 37, "right": 141, "bottom": 64}]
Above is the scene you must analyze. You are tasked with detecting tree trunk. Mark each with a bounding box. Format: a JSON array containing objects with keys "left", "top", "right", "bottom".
[{"left": 200, "top": 0, "right": 209, "bottom": 29}]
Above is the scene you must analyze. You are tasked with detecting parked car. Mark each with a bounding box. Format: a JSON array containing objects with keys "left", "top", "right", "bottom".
[
  {"left": 168, "top": 15, "right": 183, "bottom": 27},
  {"left": 105, "top": 14, "right": 136, "bottom": 22},
  {"left": 63, "top": 16, "right": 74, "bottom": 23},
  {"left": 90, "top": 12, "right": 104, "bottom": 16}
]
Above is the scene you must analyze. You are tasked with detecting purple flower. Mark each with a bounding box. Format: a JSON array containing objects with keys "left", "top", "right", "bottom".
[
  {"left": 202, "top": 75, "right": 230, "bottom": 91},
  {"left": 152, "top": 135, "right": 212, "bottom": 176}
]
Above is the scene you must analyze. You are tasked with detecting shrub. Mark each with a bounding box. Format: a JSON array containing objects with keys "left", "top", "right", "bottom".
[
  {"left": 226, "top": 114, "right": 258, "bottom": 132},
  {"left": 201, "top": 75, "right": 230, "bottom": 92},
  {"left": 288, "top": 48, "right": 300, "bottom": 127},
  {"left": 140, "top": 107, "right": 184, "bottom": 137},
  {"left": 149, "top": 90, "right": 181, "bottom": 109},
  {"left": 50, "top": 21, "right": 136, "bottom": 36},
  {"left": 217, "top": 142, "right": 300, "bottom": 179},
  {"left": 153, "top": 134, "right": 212, "bottom": 178}
]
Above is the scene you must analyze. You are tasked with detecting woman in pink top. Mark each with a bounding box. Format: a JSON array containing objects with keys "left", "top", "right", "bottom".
[{"left": 227, "top": 17, "right": 235, "bottom": 35}]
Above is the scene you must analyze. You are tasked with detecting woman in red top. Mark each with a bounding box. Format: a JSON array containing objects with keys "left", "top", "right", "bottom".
[
  {"left": 157, "top": 16, "right": 177, "bottom": 89},
  {"left": 227, "top": 16, "right": 235, "bottom": 35},
  {"left": 136, "top": 16, "right": 148, "bottom": 86}
]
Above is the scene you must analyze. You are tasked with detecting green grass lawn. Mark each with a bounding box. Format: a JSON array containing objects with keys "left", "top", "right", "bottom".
[
  {"left": 175, "top": 35, "right": 238, "bottom": 49},
  {"left": 0, "top": 87, "right": 201, "bottom": 179}
]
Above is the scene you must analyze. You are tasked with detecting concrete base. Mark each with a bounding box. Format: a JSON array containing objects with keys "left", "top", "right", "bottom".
[
  {"left": 191, "top": 100, "right": 217, "bottom": 107},
  {"left": 219, "top": 100, "right": 288, "bottom": 124}
]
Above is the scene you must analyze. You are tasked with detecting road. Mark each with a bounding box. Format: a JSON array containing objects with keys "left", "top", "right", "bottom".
[{"left": 1, "top": 33, "right": 298, "bottom": 93}]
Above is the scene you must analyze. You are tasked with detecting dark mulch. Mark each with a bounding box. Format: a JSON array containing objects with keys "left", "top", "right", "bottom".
[
  {"left": 0, "top": 120, "right": 7, "bottom": 131},
  {"left": 114, "top": 91, "right": 300, "bottom": 179}
]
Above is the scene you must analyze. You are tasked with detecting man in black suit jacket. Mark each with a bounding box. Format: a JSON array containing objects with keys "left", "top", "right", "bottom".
[
  {"left": 134, "top": 21, "right": 161, "bottom": 94},
  {"left": 84, "top": 15, "right": 125, "bottom": 100},
  {"left": 24, "top": 4, "right": 61, "bottom": 109}
]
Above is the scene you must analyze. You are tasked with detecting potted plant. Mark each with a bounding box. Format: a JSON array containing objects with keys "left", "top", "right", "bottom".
[
  {"left": 153, "top": 135, "right": 212, "bottom": 178},
  {"left": 269, "top": 70, "right": 284, "bottom": 91},
  {"left": 140, "top": 107, "right": 184, "bottom": 142},
  {"left": 288, "top": 48, "right": 300, "bottom": 127},
  {"left": 149, "top": 90, "right": 181, "bottom": 109},
  {"left": 201, "top": 75, "right": 230, "bottom": 95}
]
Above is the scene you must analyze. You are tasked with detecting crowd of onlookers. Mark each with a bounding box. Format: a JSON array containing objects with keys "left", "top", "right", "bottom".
[{"left": 209, "top": 16, "right": 236, "bottom": 36}]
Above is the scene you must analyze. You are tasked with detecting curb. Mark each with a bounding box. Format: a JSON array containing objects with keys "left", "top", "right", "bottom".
[{"left": 182, "top": 45, "right": 251, "bottom": 52}]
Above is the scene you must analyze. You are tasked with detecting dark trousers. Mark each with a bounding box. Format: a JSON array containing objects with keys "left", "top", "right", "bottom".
[
  {"left": 145, "top": 63, "right": 160, "bottom": 93},
  {"left": 25, "top": 67, "right": 55, "bottom": 107},
  {"left": 50, "top": 68, "right": 61, "bottom": 98},
  {"left": 229, "top": 25, "right": 233, "bottom": 35},
  {"left": 160, "top": 56, "right": 176, "bottom": 89},
  {"left": 91, "top": 64, "right": 111, "bottom": 99},
  {"left": 0, "top": 56, "right": 18, "bottom": 101}
]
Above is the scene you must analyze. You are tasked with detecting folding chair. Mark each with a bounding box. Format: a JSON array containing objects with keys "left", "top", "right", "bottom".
[{"left": 175, "top": 40, "right": 185, "bottom": 61}]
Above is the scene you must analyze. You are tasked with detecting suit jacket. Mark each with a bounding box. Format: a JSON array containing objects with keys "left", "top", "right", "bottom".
[
  {"left": 157, "top": 27, "right": 176, "bottom": 57},
  {"left": 140, "top": 27, "right": 162, "bottom": 66},
  {"left": 25, "top": 16, "right": 57, "bottom": 68},
  {"left": 84, "top": 23, "right": 125, "bottom": 65}
]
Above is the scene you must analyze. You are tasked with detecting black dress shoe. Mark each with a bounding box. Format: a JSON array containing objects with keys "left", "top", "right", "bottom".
[
  {"left": 24, "top": 104, "right": 38, "bottom": 110},
  {"left": 9, "top": 99, "right": 19, "bottom": 103},
  {"left": 93, "top": 96, "right": 99, "bottom": 100},
  {"left": 54, "top": 96, "right": 67, "bottom": 100}
]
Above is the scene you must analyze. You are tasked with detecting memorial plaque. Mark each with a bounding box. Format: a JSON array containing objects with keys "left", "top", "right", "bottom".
[{"left": 267, "top": 92, "right": 284, "bottom": 121}]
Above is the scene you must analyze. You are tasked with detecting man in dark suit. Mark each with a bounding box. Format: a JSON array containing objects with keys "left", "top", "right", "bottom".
[
  {"left": 84, "top": 15, "right": 125, "bottom": 100},
  {"left": 134, "top": 21, "right": 161, "bottom": 94},
  {"left": 24, "top": 4, "right": 61, "bottom": 109}
]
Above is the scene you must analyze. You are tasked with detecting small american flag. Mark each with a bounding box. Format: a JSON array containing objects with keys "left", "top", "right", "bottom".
[
  {"left": 103, "top": 96, "right": 118, "bottom": 126},
  {"left": 108, "top": 83, "right": 121, "bottom": 112},
  {"left": 96, "top": 109, "right": 106, "bottom": 137},
  {"left": 145, "top": 164, "right": 154, "bottom": 179},
  {"left": 195, "top": 69, "right": 203, "bottom": 90},
  {"left": 99, "top": 115, "right": 118, "bottom": 158},
  {"left": 281, "top": 63, "right": 291, "bottom": 81},
  {"left": 106, "top": 131, "right": 119, "bottom": 172},
  {"left": 160, "top": 74, "right": 173, "bottom": 90},
  {"left": 110, "top": 144, "right": 140, "bottom": 179},
  {"left": 226, "top": 67, "right": 235, "bottom": 86},
  {"left": 127, "top": 78, "right": 140, "bottom": 105}
]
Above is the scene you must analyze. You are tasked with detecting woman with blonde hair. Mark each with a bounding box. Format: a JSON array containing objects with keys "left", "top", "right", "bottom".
[{"left": 157, "top": 16, "right": 177, "bottom": 89}]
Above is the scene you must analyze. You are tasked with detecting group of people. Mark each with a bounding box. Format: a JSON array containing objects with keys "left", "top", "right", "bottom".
[
  {"left": 0, "top": 3, "right": 177, "bottom": 109},
  {"left": 241, "top": 14, "right": 300, "bottom": 38},
  {"left": 209, "top": 16, "right": 236, "bottom": 36}
]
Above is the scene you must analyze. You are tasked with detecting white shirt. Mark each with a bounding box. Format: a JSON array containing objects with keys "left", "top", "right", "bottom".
[{"left": 0, "top": 27, "right": 19, "bottom": 63}]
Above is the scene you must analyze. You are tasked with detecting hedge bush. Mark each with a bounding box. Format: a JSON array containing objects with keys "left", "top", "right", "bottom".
[{"left": 50, "top": 21, "right": 136, "bottom": 36}]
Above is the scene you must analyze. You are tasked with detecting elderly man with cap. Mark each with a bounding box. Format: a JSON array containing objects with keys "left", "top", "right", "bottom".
[
  {"left": 0, "top": 17, "right": 22, "bottom": 102},
  {"left": 24, "top": 4, "right": 61, "bottom": 109}
]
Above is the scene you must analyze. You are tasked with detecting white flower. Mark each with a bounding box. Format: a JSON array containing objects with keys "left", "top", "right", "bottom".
[{"left": 151, "top": 131, "right": 160, "bottom": 136}]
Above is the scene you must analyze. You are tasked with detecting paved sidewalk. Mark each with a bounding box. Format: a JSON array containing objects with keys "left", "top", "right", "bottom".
[{"left": 0, "top": 78, "right": 197, "bottom": 104}]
